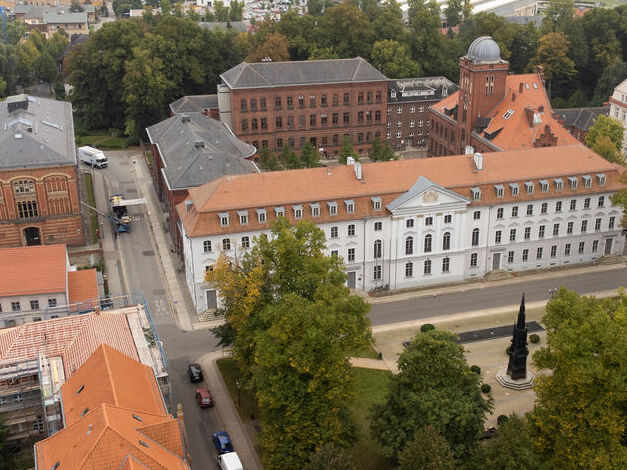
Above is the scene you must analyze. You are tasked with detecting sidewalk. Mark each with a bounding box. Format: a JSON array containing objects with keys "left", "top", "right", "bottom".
[{"left": 199, "top": 351, "right": 263, "bottom": 470}]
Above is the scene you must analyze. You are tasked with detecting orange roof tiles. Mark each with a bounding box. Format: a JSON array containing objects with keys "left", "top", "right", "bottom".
[
  {"left": 61, "top": 344, "right": 166, "bottom": 426},
  {"left": 67, "top": 269, "right": 99, "bottom": 304},
  {"left": 34, "top": 404, "right": 188, "bottom": 470},
  {"left": 0, "top": 244, "right": 67, "bottom": 297},
  {"left": 178, "top": 145, "right": 624, "bottom": 238},
  {"left": 0, "top": 313, "right": 139, "bottom": 377}
]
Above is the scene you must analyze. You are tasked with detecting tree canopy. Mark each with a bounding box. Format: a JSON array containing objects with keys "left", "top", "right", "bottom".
[{"left": 585, "top": 114, "right": 624, "bottom": 163}]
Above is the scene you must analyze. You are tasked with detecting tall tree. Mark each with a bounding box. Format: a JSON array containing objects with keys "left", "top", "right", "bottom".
[
  {"left": 339, "top": 136, "right": 358, "bottom": 164},
  {"left": 214, "top": 0, "right": 230, "bottom": 22},
  {"left": 592, "top": 60, "right": 627, "bottom": 105},
  {"left": 370, "top": 39, "right": 421, "bottom": 78},
  {"left": 4, "top": 20, "right": 27, "bottom": 45},
  {"left": 317, "top": 4, "right": 373, "bottom": 58},
  {"left": 372, "top": 1, "right": 406, "bottom": 43},
  {"left": 33, "top": 52, "right": 58, "bottom": 83},
  {"left": 300, "top": 142, "right": 320, "bottom": 168},
  {"left": 528, "top": 32, "right": 575, "bottom": 98},
  {"left": 585, "top": 114, "right": 624, "bottom": 163},
  {"left": 541, "top": 0, "right": 574, "bottom": 33},
  {"left": 398, "top": 426, "right": 456, "bottom": 470},
  {"left": 279, "top": 144, "right": 301, "bottom": 169},
  {"left": 229, "top": 1, "right": 244, "bottom": 21},
  {"left": 529, "top": 289, "right": 627, "bottom": 470},
  {"left": 247, "top": 32, "right": 290, "bottom": 62},
  {"left": 445, "top": 0, "right": 463, "bottom": 27},
  {"left": 304, "top": 443, "right": 357, "bottom": 470},
  {"left": 370, "top": 329, "right": 493, "bottom": 458}
]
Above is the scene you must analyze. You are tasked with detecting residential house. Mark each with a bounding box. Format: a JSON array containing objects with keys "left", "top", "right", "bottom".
[{"left": 553, "top": 106, "right": 609, "bottom": 144}]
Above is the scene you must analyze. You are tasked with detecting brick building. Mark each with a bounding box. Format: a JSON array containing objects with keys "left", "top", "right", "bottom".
[
  {"left": 553, "top": 106, "right": 609, "bottom": 144},
  {"left": 387, "top": 77, "right": 458, "bottom": 150},
  {"left": 0, "top": 95, "right": 84, "bottom": 248},
  {"left": 217, "top": 58, "right": 389, "bottom": 158},
  {"left": 429, "top": 36, "right": 579, "bottom": 156}
]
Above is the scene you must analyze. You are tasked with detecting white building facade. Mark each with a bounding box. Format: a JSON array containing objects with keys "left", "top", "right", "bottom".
[
  {"left": 609, "top": 78, "right": 627, "bottom": 154},
  {"left": 177, "top": 147, "right": 625, "bottom": 314}
]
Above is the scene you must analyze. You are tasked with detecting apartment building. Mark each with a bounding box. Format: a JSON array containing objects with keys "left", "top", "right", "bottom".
[
  {"left": 609, "top": 78, "right": 627, "bottom": 154},
  {"left": 175, "top": 145, "right": 625, "bottom": 313},
  {"left": 429, "top": 36, "right": 579, "bottom": 156}
]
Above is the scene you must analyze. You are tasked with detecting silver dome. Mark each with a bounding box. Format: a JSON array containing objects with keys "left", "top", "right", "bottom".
[{"left": 467, "top": 37, "right": 501, "bottom": 62}]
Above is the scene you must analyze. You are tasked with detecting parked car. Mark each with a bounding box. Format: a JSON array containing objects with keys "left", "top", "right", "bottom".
[
  {"left": 212, "top": 431, "right": 234, "bottom": 455},
  {"left": 195, "top": 388, "right": 214, "bottom": 408},
  {"left": 188, "top": 363, "right": 203, "bottom": 382}
]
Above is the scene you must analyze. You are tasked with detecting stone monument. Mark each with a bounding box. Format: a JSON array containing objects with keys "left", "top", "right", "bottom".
[{"left": 496, "top": 295, "right": 535, "bottom": 390}]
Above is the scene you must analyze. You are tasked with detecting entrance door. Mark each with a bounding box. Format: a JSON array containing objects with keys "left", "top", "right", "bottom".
[
  {"left": 492, "top": 253, "right": 501, "bottom": 270},
  {"left": 346, "top": 271, "right": 356, "bottom": 289},
  {"left": 24, "top": 227, "right": 41, "bottom": 246},
  {"left": 206, "top": 290, "right": 217, "bottom": 310},
  {"left": 605, "top": 238, "right": 613, "bottom": 255}
]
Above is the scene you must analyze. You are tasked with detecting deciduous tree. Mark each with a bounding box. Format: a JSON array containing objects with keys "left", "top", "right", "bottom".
[
  {"left": 370, "top": 39, "right": 420, "bottom": 78},
  {"left": 301, "top": 142, "right": 320, "bottom": 167},
  {"left": 585, "top": 114, "right": 624, "bottom": 163},
  {"left": 528, "top": 32, "right": 575, "bottom": 98},
  {"left": 304, "top": 443, "right": 357, "bottom": 470},
  {"left": 398, "top": 426, "right": 456, "bottom": 470},
  {"left": 339, "top": 136, "right": 358, "bottom": 164},
  {"left": 247, "top": 32, "right": 290, "bottom": 62}
]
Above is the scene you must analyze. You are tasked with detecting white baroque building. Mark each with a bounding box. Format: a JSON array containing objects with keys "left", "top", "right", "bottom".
[
  {"left": 176, "top": 145, "right": 625, "bottom": 313},
  {"left": 609, "top": 77, "right": 627, "bottom": 154}
]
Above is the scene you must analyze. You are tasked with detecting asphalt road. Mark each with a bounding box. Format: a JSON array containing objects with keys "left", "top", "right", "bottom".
[{"left": 98, "top": 151, "right": 221, "bottom": 470}]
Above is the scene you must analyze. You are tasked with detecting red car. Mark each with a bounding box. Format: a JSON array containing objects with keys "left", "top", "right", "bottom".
[{"left": 195, "top": 388, "right": 214, "bottom": 408}]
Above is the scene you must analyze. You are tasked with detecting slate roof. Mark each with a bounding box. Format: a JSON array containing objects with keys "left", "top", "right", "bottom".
[
  {"left": 43, "top": 11, "right": 88, "bottom": 23},
  {"left": 13, "top": 4, "right": 95, "bottom": 17},
  {"left": 0, "top": 94, "right": 76, "bottom": 169},
  {"left": 145, "top": 112, "right": 257, "bottom": 191},
  {"left": 0, "top": 244, "right": 67, "bottom": 297},
  {"left": 388, "top": 77, "right": 458, "bottom": 103},
  {"left": 169, "top": 94, "right": 218, "bottom": 114},
  {"left": 553, "top": 106, "right": 609, "bottom": 132},
  {"left": 220, "top": 57, "right": 388, "bottom": 90}
]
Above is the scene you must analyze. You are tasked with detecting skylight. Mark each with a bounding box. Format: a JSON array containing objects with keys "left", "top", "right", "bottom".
[{"left": 503, "top": 109, "right": 515, "bottom": 120}]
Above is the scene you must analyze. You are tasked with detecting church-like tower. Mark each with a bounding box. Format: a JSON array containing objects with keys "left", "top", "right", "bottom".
[{"left": 506, "top": 295, "right": 529, "bottom": 380}]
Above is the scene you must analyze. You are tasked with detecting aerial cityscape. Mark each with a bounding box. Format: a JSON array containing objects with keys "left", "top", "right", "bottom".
[{"left": 0, "top": 0, "right": 626, "bottom": 469}]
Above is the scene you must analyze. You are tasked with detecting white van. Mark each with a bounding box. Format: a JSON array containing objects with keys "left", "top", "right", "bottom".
[
  {"left": 217, "top": 451, "right": 243, "bottom": 470},
  {"left": 78, "top": 146, "right": 108, "bottom": 169}
]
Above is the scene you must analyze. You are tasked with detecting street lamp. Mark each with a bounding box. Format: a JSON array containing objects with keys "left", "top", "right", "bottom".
[{"left": 235, "top": 380, "right": 241, "bottom": 411}]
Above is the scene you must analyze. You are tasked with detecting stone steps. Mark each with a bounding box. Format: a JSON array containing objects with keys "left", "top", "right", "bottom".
[
  {"left": 483, "top": 270, "right": 514, "bottom": 282},
  {"left": 593, "top": 255, "right": 626, "bottom": 266}
]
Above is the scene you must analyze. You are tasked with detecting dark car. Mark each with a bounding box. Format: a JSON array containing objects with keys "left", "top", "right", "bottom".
[
  {"left": 188, "top": 363, "right": 203, "bottom": 382},
  {"left": 195, "top": 388, "right": 214, "bottom": 408},
  {"left": 212, "top": 431, "right": 234, "bottom": 455}
]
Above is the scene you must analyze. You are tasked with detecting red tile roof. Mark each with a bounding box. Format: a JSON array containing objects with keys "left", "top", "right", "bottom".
[
  {"left": 0, "top": 313, "right": 139, "bottom": 377},
  {"left": 177, "top": 145, "right": 624, "bottom": 237},
  {"left": 61, "top": 344, "right": 166, "bottom": 426},
  {"left": 0, "top": 244, "right": 67, "bottom": 297},
  {"left": 67, "top": 269, "right": 99, "bottom": 303}
]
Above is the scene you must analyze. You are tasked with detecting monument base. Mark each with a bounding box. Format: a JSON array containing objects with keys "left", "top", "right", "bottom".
[{"left": 496, "top": 368, "right": 535, "bottom": 390}]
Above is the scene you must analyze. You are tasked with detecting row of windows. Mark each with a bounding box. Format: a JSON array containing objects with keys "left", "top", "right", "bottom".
[
  {"left": 388, "top": 120, "right": 425, "bottom": 128},
  {"left": 240, "top": 91, "right": 383, "bottom": 113},
  {"left": 251, "top": 130, "right": 383, "bottom": 151},
  {"left": 491, "top": 217, "right": 616, "bottom": 244},
  {"left": 0, "top": 298, "right": 57, "bottom": 313},
  {"left": 241, "top": 110, "right": 383, "bottom": 132},
  {"left": 387, "top": 105, "right": 426, "bottom": 114},
  {"left": 471, "top": 175, "right": 607, "bottom": 201},
  {"left": 374, "top": 257, "right": 452, "bottom": 280}
]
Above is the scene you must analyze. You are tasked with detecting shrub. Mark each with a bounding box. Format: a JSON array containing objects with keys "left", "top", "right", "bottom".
[
  {"left": 420, "top": 323, "right": 435, "bottom": 333},
  {"left": 481, "top": 383, "right": 491, "bottom": 394},
  {"left": 470, "top": 365, "right": 481, "bottom": 374},
  {"left": 506, "top": 346, "right": 511, "bottom": 355},
  {"left": 529, "top": 333, "right": 540, "bottom": 344},
  {"left": 497, "top": 415, "right": 509, "bottom": 426}
]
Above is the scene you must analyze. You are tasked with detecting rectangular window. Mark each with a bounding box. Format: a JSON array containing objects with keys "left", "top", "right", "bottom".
[
  {"left": 578, "top": 241, "right": 585, "bottom": 254},
  {"left": 595, "top": 218, "right": 602, "bottom": 231},
  {"left": 261, "top": 118, "right": 267, "bottom": 130},
  {"left": 553, "top": 223, "right": 559, "bottom": 236},
  {"left": 17, "top": 201, "right": 38, "bottom": 218},
  {"left": 348, "top": 248, "right": 355, "bottom": 262},
  {"left": 597, "top": 173, "right": 606, "bottom": 185},
  {"left": 250, "top": 98, "right": 257, "bottom": 112},
  {"left": 495, "top": 230, "right": 502, "bottom": 243},
  {"left": 241, "top": 236, "right": 250, "bottom": 249},
  {"left": 372, "top": 197, "right": 382, "bottom": 210},
  {"left": 554, "top": 178, "right": 563, "bottom": 191},
  {"left": 344, "top": 200, "right": 355, "bottom": 213},
  {"left": 472, "top": 229, "right": 480, "bottom": 246},
  {"left": 550, "top": 245, "right": 557, "bottom": 258},
  {"left": 442, "top": 257, "right": 450, "bottom": 273},
  {"left": 524, "top": 227, "right": 531, "bottom": 240},
  {"left": 581, "top": 220, "right": 588, "bottom": 233},
  {"left": 343, "top": 112, "right": 350, "bottom": 124},
  {"left": 444, "top": 214, "right": 452, "bottom": 224},
  {"left": 510, "top": 183, "right": 519, "bottom": 196},
  {"left": 525, "top": 181, "right": 534, "bottom": 194},
  {"left": 240, "top": 99, "right": 247, "bottom": 112},
  {"left": 536, "top": 247, "right": 543, "bottom": 260},
  {"left": 584, "top": 198, "right": 590, "bottom": 209},
  {"left": 275, "top": 116, "right": 282, "bottom": 129},
  {"left": 565, "top": 243, "right": 571, "bottom": 256},
  {"left": 257, "top": 209, "right": 267, "bottom": 223},
  {"left": 568, "top": 176, "right": 578, "bottom": 189},
  {"left": 540, "top": 180, "right": 549, "bottom": 192},
  {"left": 406, "top": 219, "right": 414, "bottom": 228},
  {"left": 609, "top": 216, "right": 615, "bottom": 229},
  {"left": 592, "top": 240, "right": 599, "bottom": 252},
  {"left": 510, "top": 229, "right": 516, "bottom": 242},
  {"left": 293, "top": 206, "right": 303, "bottom": 219},
  {"left": 328, "top": 202, "right": 338, "bottom": 215},
  {"left": 570, "top": 199, "right": 576, "bottom": 210},
  {"left": 330, "top": 227, "right": 338, "bottom": 238},
  {"left": 567, "top": 221, "right": 574, "bottom": 234},
  {"left": 48, "top": 298, "right": 57, "bottom": 308},
  {"left": 222, "top": 238, "right": 231, "bottom": 251},
  {"left": 424, "top": 260, "right": 432, "bottom": 275},
  {"left": 473, "top": 210, "right": 481, "bottom": 220},
  {"left": 260, "top": 97, "right": 267, "bottom": 111},
  {"left": 512, "top": 206, "right": 519, "bottom": 217},
  {"left": 471, "top": 187, "right": 481, "bottom": 201},
  {"left": 331, "top": 250, "right": 338, "bottom": 257},
  {"left": 405, "top": 262, "right": 413, "bottom": 277},
  {"left": 241, "top": 119, "right": 248, "bottom": 132},
  {"left": 555, "top": 201, "right": 562, "bottom": 212},
  {"left": 470, "top": 253, "right": 478, "bottom": 267},
  {"left": 526, "top": 204, "right": 533, "bottom": 216},
  {"left": 583, "top": 175, "right": 592, "bottom": 187},
  {"left": 425, "top": 216, "right": 433, "bottom": 226},
  {"left": 309, "top": 95, "right": 316, "bottom": 108},
  {"left": 508, "top": 251, "right": 514, "bottom": 263},
  {"left": 11, "top": 301, "right": 21, "bottom": 312},
  {"left": 274, "top": 206, "right": 285, "bottom": 218},
  {"left": 310, "top": 204, "right": 320, "bottom": 217},
  {"left": 495, "top": 185, "right": 504, "bottom": 197},
  {"left": 373, "top": 265, "right": 382, "bottom": 280},
  {"left": 497, "top": 208, "right": 504, "bottom": 219},
  {"left": 541, "top": 203, "right": 548, "bottom": 214},
  {"left": 219, "top": 213, "right": 229, "bottom": 226},
  {"left": 539, "top": 225, "right": 545, "bottom": 238},
  {"left": 598, "top": 196, "right": 605, "bottom": 207},
  {"left": 522, "top": 249, "right": 529, "bottom": 261},
  {"left": 238, "top": 211, "right": 249, "bottom": 225},
  {"left": 203, "top": 240, "right": 212, "bottom": 252},
  {"left": 374, "top": 221, "right": 382, "bottom": 231},
  {"left": 348, "top": 224, "right": 355, "bottom": 236},
  {"left": 343, "top": 93, "right": 349, "bottom": 105}
]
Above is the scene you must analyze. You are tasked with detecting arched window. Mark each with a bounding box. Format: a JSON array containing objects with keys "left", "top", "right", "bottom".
[
  {"left": 442, "top": 232, "right": 451, "bottom": 251},
  {"left": 424, "top": 234, "right": 432, "bottom": 253},
  {"left": 405, "top": 236, "right": 413, "bottom": 255},
  {"left": 472, "top": 228, "right": 480, "bottom": 246},
  {"left": 374, "top": 239, "right": 382, "bottom": 259}
]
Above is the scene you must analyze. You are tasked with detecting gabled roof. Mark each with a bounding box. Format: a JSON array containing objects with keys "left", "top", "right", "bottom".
[
  {"left": 67, "top": 269, "right": 99, "bottom": 304},
  {"left": 387, "top": 176, "right": 469, "bottom": 211},
  {"left": 145, "top": 112, "right": 257, "bottom": 190},
  {"left": 554, "top": 106, "right": 609, "bottom": 132},
  {"left": 61, "top": 344, "right": 166, "bottom": 426},
  {"left": 43, "top": 11, "right": 87, "bottom": 23},
  {"left": 220, "top": 57, "right": 388, "bottom": 89},
  {"left": 0, "top": 313, "right": 139, "bottom": 378},
  {"left": 0, "top": 95, "right": 76, "bottom": 169},
  {"left": 34, "top": 404, "right": 188, "bottom": 470},
  {"left": 0, "top": 244, "right": 67, "bottom": 297},
  {"left": 169, "top": 94, "right": 218, "bottom": 114}
]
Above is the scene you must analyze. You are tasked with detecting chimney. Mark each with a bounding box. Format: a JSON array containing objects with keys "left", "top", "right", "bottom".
[
  {"left": 6, "top": 94, "right": 29, "bottom": 113},
  {"left": 354, "top": 161, "right": 363, "bottom": 180},
  {"left": 181, "top": 114, "right": 191, "bottom": 123},
  {"left": 194, "top": 140, "right": 205, "bottom": 149},
  {"left": 519, "top": 82, "right": 523, "bottom": 93},
  {"left": 525, "top": 107, "right": 534, "bottom": 127},
  {"left": 473, "top": 152, "right": 483, "bottom": 170}
]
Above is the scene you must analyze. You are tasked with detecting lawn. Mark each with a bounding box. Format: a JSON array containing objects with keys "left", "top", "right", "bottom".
[
  {"left": 83, "top": 173, "right": 98, "bottom": 244},
  {"left": 216, "top": 357, "right": 394, "bottom": 470},
  {"left": 76, "top": 132, "right": 139, "bottom": 150}
]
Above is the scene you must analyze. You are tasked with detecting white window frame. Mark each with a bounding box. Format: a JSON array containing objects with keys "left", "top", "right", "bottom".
[
  {"left": 371, "top": 196, "right": 382, "bottom": 210},
  {"left": 327, "top": 202, "right": 338, "bottom": 215},
  {"left": 218, "top": 212, "right": 229, "bottom": 227}
]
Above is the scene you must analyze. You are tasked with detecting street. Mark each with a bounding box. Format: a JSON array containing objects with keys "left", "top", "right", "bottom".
[{"left": 92, "top": 150, "right": 626, "bottom": 470}]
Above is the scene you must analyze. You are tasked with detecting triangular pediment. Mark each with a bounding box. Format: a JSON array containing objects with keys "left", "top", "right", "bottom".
[{"left": 388, "top": 176, "right": 469, "bottom": 212}]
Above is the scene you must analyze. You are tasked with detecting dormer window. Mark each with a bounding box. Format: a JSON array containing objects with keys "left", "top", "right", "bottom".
[
  {"left": 539, "top": 180, "right": 549, "bottom": 192},
  {"left": 525, "top": 181, "right": 534, "bottom": 194},
  {"left": 554, "top": 178, "right": 563, "bottom": 191},
  {"left": 582, "top": 175, "right": 592, "bottom": 188},
  {"left": 371, "top": 196, "right": 382, "bottom": 211},
  {"left": 237, "top": 210, "right": 249, "bottom": 225},
  {"left": 327, "top": 202, "right": 338, "bottom": 215},
  {"left": 596, "top": 173, "right": 606, "bottom": 186},
  {"left": 344, "top": 200, "right": 355, "bottom": 214},
  {"left": 274, "top": 206, "right": 285, "bottom": 218},
  {"left": 390, "top": 91, "right": 397, "bottom": 98},
  {"left": 471, "top": 187, "right": 481, "bottom": 201},
  {"left": 494, "top": 184, "right": 504, "bottom": 198},
  {"left": 218, "top": 212, "right": 229, "bottom": 226},
  {"left": 293, "top": 205, "right": 303, "bottom": 219},
  {"left": 509, "top": 183, "right": 519, "bottom": 196},
  {"left": 256, "top": 208, "right": 267, "bottom": 223},
  {"left": 568, "top": 177, "right": 578, "bottom": 190},
  {"left": 310, "top": 203, "right": 320, "bottom": 217}
]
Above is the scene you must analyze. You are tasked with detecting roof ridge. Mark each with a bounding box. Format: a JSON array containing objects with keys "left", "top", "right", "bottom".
[{"left": 247, "top": 63, "right": 271, "bottom": 86}]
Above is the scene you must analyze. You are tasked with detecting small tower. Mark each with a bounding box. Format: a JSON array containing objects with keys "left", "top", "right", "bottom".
[{"left": 506, "top": 295, "right": 529, "bottom": 380}]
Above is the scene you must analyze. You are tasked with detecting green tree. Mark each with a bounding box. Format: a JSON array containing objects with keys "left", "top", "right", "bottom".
[
  {"left": 398, "top": 426, "right": 456, "bottom": 470},
  {"left": 0, "top": 76, "right": 6, "bottom": 98},
  {"left": 229, "top": 1, "right": 244, "bottom": 21},
  {"left": 307, "top": 0, "right": 326, "bottom": 17},
  {"left": 301, "top": 142, "right": 320, "bottom": 168},
  {"left": 304, "top": 443, "right": 357, "bottom": 470},
  {"left": 33, "top": 52, "right": 58, "bottom": 83},
  {"left": 589, "top": 134, "right": 622, "bottom": 164},
  {"left": 465, "top": 414, "right": 541, "bottom": 470},
  {"left": 16, "top": 40, "right": 40, "bottom": 86},
  {"left": 370, "top": 39, "right": 421, "bottom": 78},
  {"left": 445, "top": 0, "right": 463, "bottom": 27},
  {"left": 204, "top": 8, "right": 215, "bottom": 22},
  {"left": 529, "top": 289, "right": 627, "bottom": 469},
  {"left": 4, "top": 20, "right": 27, "bottom": 45},
  {"left": 70, "top": 0, "right": 85, "bottom": 12},
  {"left": 317, "top": 3, "right": 373, "bottom": 58},
  {"left": 592, "top": 60, "right": 627, "bottom": 106},
  {"left": 370, "top": 330, "right": 493, "bottom": 458},
  {"left": 369, "top": 136, "right": 395, "bottom": 161},
  {"left": 247, "top": 32, "right": 290, "bottom": 62},
  {"left": 542, "top": 0, "right": 574, "bottom": 33},
  {"left": 339, "top": 136, "right": 358, "bottom": 164},
  {"left": 161, "top": 0, "right": 172, "bottom": 15},
  {"left": 279, "top": 145, "right": 301, "bottom": 169},
  {"left": 258, "top": 146, "right": 280, "bottom": 170},
  {"left": 528, "top": 32, "right": 575, "bottom": 98},
  {"left": 46, "top": 30, "right": 70, "bottom": 63},
  {"left": 214, "top": 0, "right": 230, "bottom": 22},
  {"left": 585, "top": 114, "right": 624, "bottom": 158},
  {"left": 372, "top": 0, "right": 406, "bottom": 43}
]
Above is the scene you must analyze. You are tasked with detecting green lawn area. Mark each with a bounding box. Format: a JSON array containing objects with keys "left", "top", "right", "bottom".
[
  {"left": 83, "top": 173, "right": 98, "bottom": 244},
  {"left": 216, "top": 357, "right": 394, "bottom": 470},
  {"left": 76, "top": 132, "right": 139, "bottom": 150},
  {"left": 350, "top": 342, "right": 381, "bottom": 359}
]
